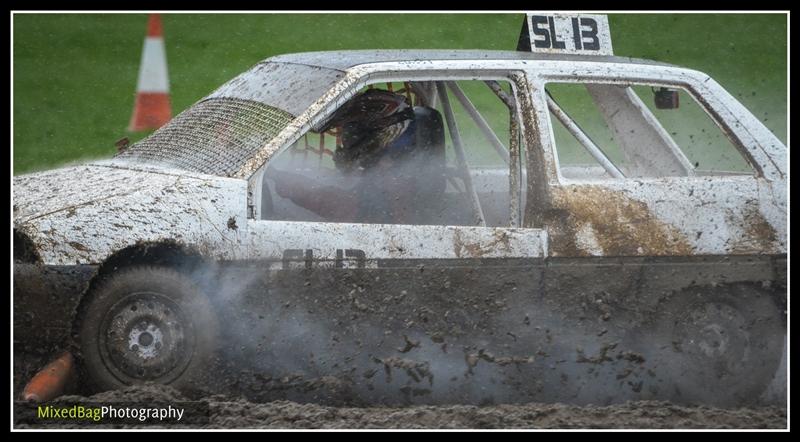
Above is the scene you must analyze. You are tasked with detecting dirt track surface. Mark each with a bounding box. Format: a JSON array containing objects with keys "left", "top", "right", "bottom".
[{"left": 14, "top": 385, "right": 787, "bottom": 429}]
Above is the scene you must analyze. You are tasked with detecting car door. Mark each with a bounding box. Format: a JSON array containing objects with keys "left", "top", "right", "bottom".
[
  {"left": 520, "top": 61, "right": 787, "bottom": 405},
  {"left": 223, "top": 72, "right": 554, "bottom": 404}
]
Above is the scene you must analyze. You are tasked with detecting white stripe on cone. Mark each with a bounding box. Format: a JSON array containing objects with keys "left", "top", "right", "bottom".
[{"left": 136, "top": 37, "right": 170, "bottom": 93}]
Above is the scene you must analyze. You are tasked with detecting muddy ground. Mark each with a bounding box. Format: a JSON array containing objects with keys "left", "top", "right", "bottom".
[{"left": 13, "top": 384, "right": 787, "bottom": 429}]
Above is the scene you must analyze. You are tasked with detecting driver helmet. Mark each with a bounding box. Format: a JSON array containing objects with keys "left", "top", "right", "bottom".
[{"left": 320, "top": 89, "right": 417, "bottom": 172}]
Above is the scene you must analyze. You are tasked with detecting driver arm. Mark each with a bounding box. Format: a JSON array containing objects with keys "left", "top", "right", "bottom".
[{"left": 271, "top": 169, "right": 359, "bottom": 222}]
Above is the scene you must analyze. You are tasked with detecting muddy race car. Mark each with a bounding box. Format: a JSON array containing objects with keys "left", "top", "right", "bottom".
[{"left": 14, "top": 14, "right": 786, "bottom": 408}]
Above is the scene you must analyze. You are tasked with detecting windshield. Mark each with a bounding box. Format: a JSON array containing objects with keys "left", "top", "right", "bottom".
[{"left": 115, "top": 61, "right": 345, "bottom": 177}]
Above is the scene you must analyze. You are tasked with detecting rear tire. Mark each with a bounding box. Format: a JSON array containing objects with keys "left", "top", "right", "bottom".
[
  {"left": 644, "top": 282, "right": 784, "bottom": 406},
  {"left": 77, "top": 266, "right": 217, "bottom": 393}
]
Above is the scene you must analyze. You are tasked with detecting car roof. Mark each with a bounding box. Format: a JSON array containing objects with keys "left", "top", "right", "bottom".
[
  {"left": 266, "top": 49, "right": 677, "bottom": 72},
  {"left": 122, "top": 49, "right": 680, "bottom": 179}
]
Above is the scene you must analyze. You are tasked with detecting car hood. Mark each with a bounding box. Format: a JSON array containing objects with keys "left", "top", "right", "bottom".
[
  {"left": 13, "top": 163, "right": 210, "bottom": 223},
  {"left": 13, "top": 161, "right": 249, "bottom": 265}
]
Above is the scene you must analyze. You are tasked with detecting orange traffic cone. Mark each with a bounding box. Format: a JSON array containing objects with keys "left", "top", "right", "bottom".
[
  {"left": 22, "top": 352, "right": 74, "bottom": 402},
  {"left": 128, "top": 14, "right": 172, "bottom": 132}
]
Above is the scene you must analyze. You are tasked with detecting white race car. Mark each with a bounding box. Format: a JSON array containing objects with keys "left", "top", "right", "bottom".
[{"left": 14, "top": 14, "right": 786, "bottom": 407}]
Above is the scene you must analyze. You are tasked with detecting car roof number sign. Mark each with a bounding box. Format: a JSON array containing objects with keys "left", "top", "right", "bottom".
[{"left": 517, "top": 13, "right": 614, "bottom": 56}]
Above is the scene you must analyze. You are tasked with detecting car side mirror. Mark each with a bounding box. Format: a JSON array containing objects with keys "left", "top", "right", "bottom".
[
  {"left": 114, "top": 137, "right": 130, "bottom": 153},
  {"left": 653, "top": 87, "right": 679, "bottom": 109}
]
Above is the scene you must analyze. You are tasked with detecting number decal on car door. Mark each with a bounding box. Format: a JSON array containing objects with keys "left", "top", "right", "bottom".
[{"left": 281, "top": 249, "right": 366, "bottom": 269}]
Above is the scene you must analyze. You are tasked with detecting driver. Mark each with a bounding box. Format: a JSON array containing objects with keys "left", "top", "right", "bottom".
[{"left": 271, "top": 88, "right": 443, "bottom": 224}]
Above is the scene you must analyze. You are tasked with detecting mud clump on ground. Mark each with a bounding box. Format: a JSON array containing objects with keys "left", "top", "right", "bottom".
[{"left": 13, "top": 385, "right": 786, "bottom": 429}]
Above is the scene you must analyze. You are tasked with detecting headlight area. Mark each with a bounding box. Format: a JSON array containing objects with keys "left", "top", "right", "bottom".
[
  {"left": 13, "top": 229, "right": 98, "bottom": 401},
  {"left": 13, "top": 259, "right": 98, "bottom": 352},
  {"left": 14, "top": 229, "right": 40, "bottom": 264}
]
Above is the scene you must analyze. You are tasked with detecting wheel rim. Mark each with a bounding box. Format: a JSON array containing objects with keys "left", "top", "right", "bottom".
[
  {"left": 673, "top": 301, "right": 751, "bottom": 377},
  {"left": 98, "top": 291, "right": 196, "bottom": 384}
]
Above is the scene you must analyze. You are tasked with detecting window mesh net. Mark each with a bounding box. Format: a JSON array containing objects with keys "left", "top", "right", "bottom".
[{"left": 117, "top": 98, "right": 295, "bottom": 177}]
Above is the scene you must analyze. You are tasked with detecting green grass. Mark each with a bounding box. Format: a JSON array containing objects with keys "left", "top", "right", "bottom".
[{"left": 13, "top": 13, "right": 786, "bottom": 175}]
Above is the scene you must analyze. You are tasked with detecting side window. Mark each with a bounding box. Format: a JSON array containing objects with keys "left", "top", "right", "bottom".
[
  {"left": 545, "top": 82, "right": 754, "bottom": 179},
  {"left": 630, "top": 86, "right": 752, "bottom": 174},
  {"left": 260, "top": 79, "right": 524, "bottom": 227}
]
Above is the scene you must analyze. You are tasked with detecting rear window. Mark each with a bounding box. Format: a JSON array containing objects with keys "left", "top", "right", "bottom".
[{"left": 546, "top": 82, "right": 754, "bottom": 180}]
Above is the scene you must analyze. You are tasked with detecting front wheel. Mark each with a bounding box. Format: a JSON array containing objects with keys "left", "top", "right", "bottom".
[{"left": 77, "top": 267, "right": 217, "bottom": 393}]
